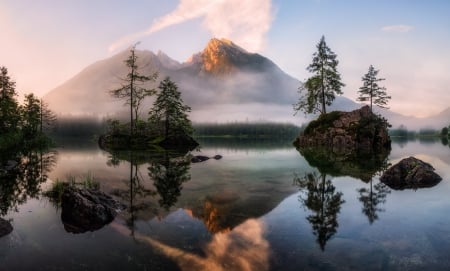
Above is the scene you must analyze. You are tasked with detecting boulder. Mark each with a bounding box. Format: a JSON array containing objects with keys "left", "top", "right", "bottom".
[
  {"left": 191, "top": 155, "right": 210, "bottom": 163},
  {"left": 61, "top": 187, "right": 124, "bottom": 233},
  {"left": 294, "top": 106, "right": 391, "bottom": 153},
  {"left": 380, "top": 157, "right": 442, "bottom": 190},
  {"left": 191, "top": 155, "right": 223, "bottom": 163},
  {"left": 0, "top": 218, "right": 13, "bottom": 238}
]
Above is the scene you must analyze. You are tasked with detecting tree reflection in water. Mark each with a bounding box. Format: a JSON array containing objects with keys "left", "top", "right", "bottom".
[
  {"left": 294, "top": 172, "right": 345, "bottom": 251},
  {"left": 0, "top": 146, "right": 57, "bottom": 216},
  {"left": 357, "top": 180, "right": 390, "bottom": 224},
  {"left": 106, "top": 150, "right": 190, "bottom": 233},
  {"left": 148, "top": 152, "right": 191, "bottom": 210}
]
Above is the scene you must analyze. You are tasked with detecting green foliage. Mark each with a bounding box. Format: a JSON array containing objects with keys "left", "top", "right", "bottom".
[
  {"left": 0, "top": 67, "right": 56, "bottom": 150},
  {"left": 357, "top": 65, "right": 391, "bottom": 111},
  {"left": 193, "top": 122, "right": 301, "bottom": 139},
  {"left": 148, "top": 77, "right": 193, "bottom": 138},
  {"left": 294, "top": 36, "right": 345, "bottom": 115},
  {"left": 303, "top": 111, "right": 342, "bottom": 135},
  {"left": 352, "top": 114, "right": 391, "bottom": 142},
  {"left": 0, "top": 66, "right": 20, "bottom": 136},
  {"left": 44, "top": 173, "right": 100, "bottom": 207},
  {"left": 21, "top": 93, "right": 41, "bottom": 140},
  {"left": 441, "top": 126, "right": 449, "bottom": 137}
]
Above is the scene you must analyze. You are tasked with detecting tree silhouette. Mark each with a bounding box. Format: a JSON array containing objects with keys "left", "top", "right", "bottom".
[
  {"left": 110, "top": 44, "right": 158, "bottom": 137},
  {"left": 294, "top": 172, "right": 345, "bottom": 250},
  {"left": 0, "top": 66, "right": 20, "bottom": 148},
  {"left": 106, "top": 151, "right": 156, "bottom": 235},
  {"left": 357, "top": 65, "right": 391, "bottom": 112},
  {"left": 357, "top": 180, "right": 391, "bottom": 224},
  {"left": 294, "top": 36, "right": 344, "bottom": 115},
  {"left": 148, "top": 77, "right": 193, "bottom": 139}
]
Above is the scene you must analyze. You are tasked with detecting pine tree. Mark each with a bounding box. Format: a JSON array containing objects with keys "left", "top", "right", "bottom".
[
  {"left": 357, "top": 65, "right": 391, "bottom": 112},
  {"left": 148, "top": 77, "right": 193, "bottom": 138},
  {"left": 0, "top": 66, "right": 20, "bottom": 135},
  {"left": 21, "top": 93, "right": 41, "bottom": 140},
  {"left": 110, "top": 43, "right": 158, "bottom": 137},
  {"left": 294, "top": 36, "right": 345, "bottom": 115}
]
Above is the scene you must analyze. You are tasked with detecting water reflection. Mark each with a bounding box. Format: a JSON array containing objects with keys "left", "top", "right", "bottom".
[
  {"left": 294, "top": 172, "right": 345, "bottom": 250},
  {"left": 148, "top": 153, "right": 191, "bottom": 210},
  {"left": 357, "top": 179, "right": 390, "bottom": 224},
  {"left": 111, "top": 218, "right": 269, "bottom": 271},
  {"left": 299, "top": 146, "right": 390, "bottom": 182},
  {"left": 0, "top": 146, "right": 56, "bottom": 216},
  {"left": 105, "top": 149, "right": 191, "bottom": 233}
]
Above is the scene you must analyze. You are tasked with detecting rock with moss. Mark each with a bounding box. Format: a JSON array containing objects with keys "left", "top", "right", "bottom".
[
  {"left": 380, "top": 157, "right": 442, "bottom": 190},
  {"left": 294, "top": 106, "right": 391, "bottom": 153}
]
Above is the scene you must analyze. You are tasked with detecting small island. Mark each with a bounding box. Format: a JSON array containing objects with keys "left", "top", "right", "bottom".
[
  {"left": 98, "top": 45, "right": 198, "bottom": 152},
  {"left": 294, "top": 105, "right": 391, "bottom": 153}
]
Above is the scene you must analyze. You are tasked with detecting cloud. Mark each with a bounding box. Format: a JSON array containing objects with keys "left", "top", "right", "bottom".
[
  {"left": 381, "top": 24, "right": 414, "bottom": 33},
  {"left": 109, "top": 0, "right": 274, "bottom": 53}
]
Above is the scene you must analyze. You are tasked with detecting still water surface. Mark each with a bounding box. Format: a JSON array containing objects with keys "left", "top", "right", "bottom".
[{"left": 1, "top": 138, "right": 450, "bottom": 270}]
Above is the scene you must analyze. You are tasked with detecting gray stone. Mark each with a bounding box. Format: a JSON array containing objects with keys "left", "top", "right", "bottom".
[
  {"left": 380, "top": 157, "right": 442, "bottom": 190},
  {"left": 61, "top": 187, "right": 124, "bottom": 233}
]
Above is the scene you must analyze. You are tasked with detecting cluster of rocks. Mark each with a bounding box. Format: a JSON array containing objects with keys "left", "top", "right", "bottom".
[
  {"left": 295, "top": 106, "right": 443, "bottom": 191},
  {"left": 295, "top": 106, "right": 391, "bottom": 153}
]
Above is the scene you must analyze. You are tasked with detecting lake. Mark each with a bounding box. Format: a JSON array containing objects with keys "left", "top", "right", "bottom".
[{"left": 1, "top": 138, "right": 450, "bottom": 270}]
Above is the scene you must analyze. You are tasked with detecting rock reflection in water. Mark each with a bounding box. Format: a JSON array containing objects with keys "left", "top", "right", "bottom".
[{"left": 299, "top": 146, "right": 390, "bottom": 182}]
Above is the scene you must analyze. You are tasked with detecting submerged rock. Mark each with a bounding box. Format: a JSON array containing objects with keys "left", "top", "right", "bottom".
[
  {"left": 191, "top": 155, "right": 223, "bottom": 163},
  {"left": 0, "top": 218, "right": 13, "bottom": 238},
  {"left": 61, "top": 187, "right": 124, "bottom": 233},
  {"left": 191, "top": 155, "right": 210, "bottom": 163},
  {"left": 380, "top": 157, "right": 442, "bottom": 190}
]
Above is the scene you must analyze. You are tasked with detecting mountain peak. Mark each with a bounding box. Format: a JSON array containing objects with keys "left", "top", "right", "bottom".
[{"left": 193, "top": 38, "right": 269, "bottom": 75}]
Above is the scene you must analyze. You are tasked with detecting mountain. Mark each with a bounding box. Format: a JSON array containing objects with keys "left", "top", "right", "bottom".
[
  {"left": 44, "top": 38, "right": 299, "bottom": 122},
  {"left": 43, "top": 38, "right": 449, "bottom": 128}
]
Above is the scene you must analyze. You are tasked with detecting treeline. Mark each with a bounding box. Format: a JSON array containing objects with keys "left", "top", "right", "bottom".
[
  {"left": 0, "top": 67, "right": 55, "bottom": 151},
  {"left": 193, "top": 122, "right": 301, "bottom": 139},
  {"left": 50, "top": 116, "right": 106, "bottom": 137},
  {"left": 389, "top": 126, "right": 446, "bottom": 138}
]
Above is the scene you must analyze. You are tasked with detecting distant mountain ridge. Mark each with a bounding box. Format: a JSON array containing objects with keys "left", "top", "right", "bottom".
[
  {"left": 44, "top": 38, "right": 450, "bottom": 128},
  {"left": 44, "top": 38, "right": 299, "bottom": 121}
]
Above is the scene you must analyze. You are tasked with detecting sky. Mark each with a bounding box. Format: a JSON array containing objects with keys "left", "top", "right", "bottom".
[{"left": 1, "top": 0, "right": 449, "bottom": 118}]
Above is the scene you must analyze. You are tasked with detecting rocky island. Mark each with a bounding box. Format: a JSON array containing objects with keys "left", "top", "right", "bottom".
[{"left": 294, "top": 106, "right": 391, "bottom": 153}]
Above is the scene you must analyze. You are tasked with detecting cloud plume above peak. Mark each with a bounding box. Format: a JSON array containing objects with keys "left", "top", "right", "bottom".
[{"left": 109, "top": 0, "right": 274, "bottom": 53}]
